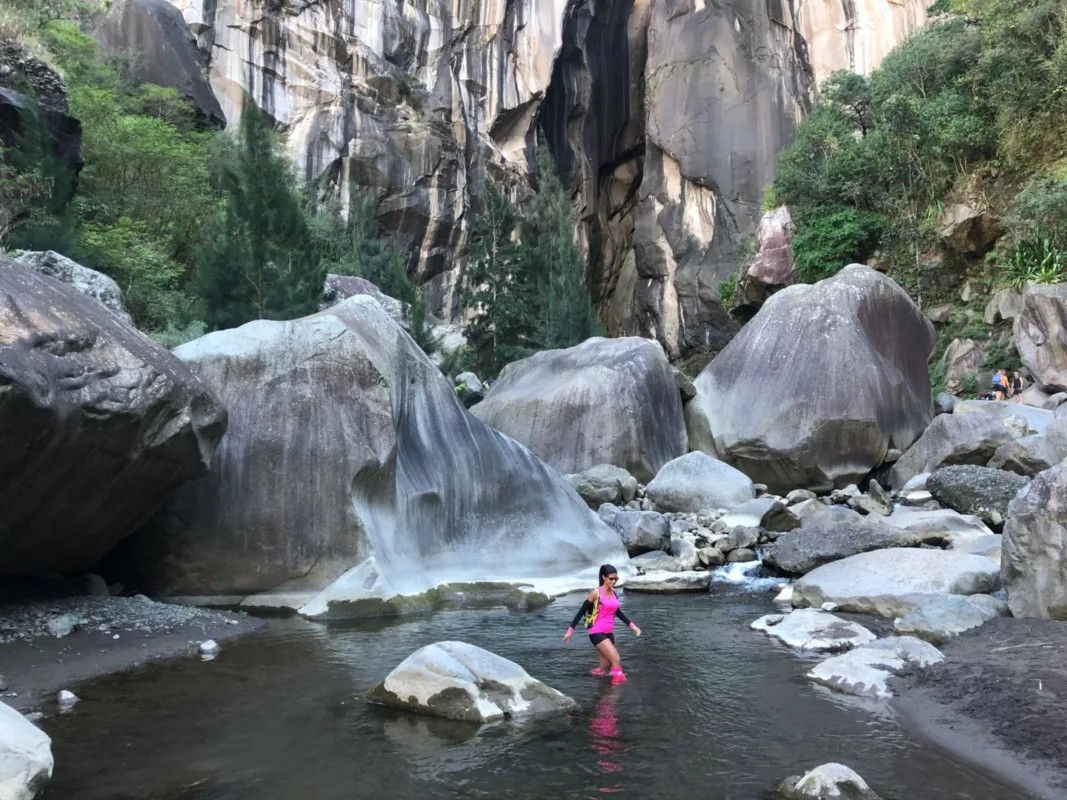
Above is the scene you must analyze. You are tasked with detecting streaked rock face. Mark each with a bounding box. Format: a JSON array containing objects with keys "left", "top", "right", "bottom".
[
  {"left": 141, "top": 0, "right": 922, "bottom": 352},
  {"left": 119, "top": 297, "right": 628, "bottom": 614}
]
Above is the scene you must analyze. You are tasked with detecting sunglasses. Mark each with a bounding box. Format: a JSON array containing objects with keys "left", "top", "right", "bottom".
[{"left": 605, "top": 576, "right": 618, "bottom": 582}]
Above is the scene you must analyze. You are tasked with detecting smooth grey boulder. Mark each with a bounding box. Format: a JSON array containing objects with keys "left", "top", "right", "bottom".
[
  {"left": 597, "top": 504, "right": 670, "bottom": 556},
  {"left": 569, "top": 465, "right": 639, "bottom": 509},
  {"left": 93, "top": 0, "right": 224, "bottom": 125},
  {"left": 321, "top": 274, "right": 406, "bottom": 322},
  {"left": 807, "top": 637, "right": 944, "bottom": 700},
  {"left": 988, "top": 434, "right": 1066, "bottom": 477},
  {"left": 793, "top": 548, "right": 1002, "bottom": 618},
  {"left": 0, "top": 258, "right": 226, "bottom": 576},
  {"left": 750, "top": 609, "right": 875, "bottom": 652},
  {"left": 719, "top": 497, "right": 800, "bottom": 532},
  {"left": 926, "top": 465, "right": 1030, "bottom": 528},
  {"left": 985, "top": 288, "right": 1025, "bottom": 325},
  {"left": 645, "top": 452, "right": 754, "bottom": 513},
  {"left": 669, "top": 537, "right": 701, "bottom": 570},
  {"left": 889, "top": 412, "right": 1014, "bottom": 489},
  {"left": 764, "top": 523, "right": 930, "bottom": 576},
  {"left": 1012, "top": 283, "right": 1067, "bottom": 392},
  {"left": 948, "top": 533, "right": 1003, "bottom": 563},
  {"left": 364, "top": 641, "right": 576, "bottom": 723},
  {"left": 1002, "top": 464, "right": 1067, "bottom": 619},
  {"left": 471, "top": 338, "right": 686, "bottom": 482},
  {"left": 894, "top": 594, "right": 1008, "bottom": 644},
  {"left": 0, "top": 701, "right": 53, "bottom": 799},
  {"left": 630, "top": 551, "right": 682, "bottom": 573},
  {"left": 881, "top": 508, "right": 994, "bottom": 538},
  {"left": 778, "top": 763, "right": 883, "bottom": 800},
  {"left": 120, "top": 297, "right": 628, "bottom": 612},
  {"left": 687, "top": 266, "right": 934, "bottom": 493},
  {"left": 790, "top": 500, "right": 864, "bottom": 529},
  {"left": 953, "top": 399, "right": 1054, "bottom": 434},
  {"left": 13, "top": 250, "right": 131, "bottom": 323},
  {"left": 623, "top": 571, "right": 710, "bottom": 593}
]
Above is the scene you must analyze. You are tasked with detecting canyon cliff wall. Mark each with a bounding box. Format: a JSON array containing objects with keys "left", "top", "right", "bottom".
[{"left": 120, "top": 0, "right": 921, "bottom": 355}]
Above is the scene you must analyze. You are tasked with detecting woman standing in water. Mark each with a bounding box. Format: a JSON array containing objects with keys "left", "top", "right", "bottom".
[{"left": 563, "top": 564, "right": 641, "bottom": 681}]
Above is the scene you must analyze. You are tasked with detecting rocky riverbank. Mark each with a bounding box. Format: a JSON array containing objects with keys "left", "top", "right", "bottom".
[{"left": 0, "top": 596, "right": 264, "bottom": 712}]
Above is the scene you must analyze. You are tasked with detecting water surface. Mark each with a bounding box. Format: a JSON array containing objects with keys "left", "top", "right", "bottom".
[{"left": 41, "top": 589, "right": 1027, "bottom": 799}]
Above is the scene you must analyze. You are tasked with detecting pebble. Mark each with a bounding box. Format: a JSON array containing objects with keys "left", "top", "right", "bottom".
[
  {"left": 199, "top": 639, "right": 220, "bottom": 657},
  {"left": 821, "top": 602, "right": 840, "bottom": 612},
  {"left": 57, "top": 689, "right": 79, "bottom": 709}
]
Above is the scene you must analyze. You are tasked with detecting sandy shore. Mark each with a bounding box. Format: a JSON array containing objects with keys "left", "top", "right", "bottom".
[
  {"left": 892, "top": 617, "right": 1067, "bottom": 800},
  {"left": 0, "top": 596, "right": 266, "bottom": 712}
]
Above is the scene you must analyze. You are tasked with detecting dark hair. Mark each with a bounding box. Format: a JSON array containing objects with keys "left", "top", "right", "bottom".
[{"left": 598, "top": 564, "right": 618, "bottom": 585}]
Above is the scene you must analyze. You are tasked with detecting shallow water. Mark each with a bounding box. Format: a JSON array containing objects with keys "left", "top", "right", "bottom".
[{"left": 40, "top": 588, "right": 1028, "bottom": 800}]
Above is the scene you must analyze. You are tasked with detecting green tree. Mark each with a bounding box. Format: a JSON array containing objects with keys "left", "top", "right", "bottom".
[{"left": 195, "top": 103, "right": 323, "bottom": 329}]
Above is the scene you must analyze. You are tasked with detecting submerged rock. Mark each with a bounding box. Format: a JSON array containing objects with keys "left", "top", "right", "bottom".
[
  {"left": 0, "top": 701, "right": 52, "bottom": 799},
  {"left": 645, "top": 452, "right": 754, "bottom": 513},
  {"left": 750, "top": 609, "right": 876, "bottom": 652},
  {"left": 687, "top": 266, "right": 934, "bottom": 493},
  {"left": 894, "top": 594, "right": 1008, "bottom": 644},
  {"left": 807, "top": 637, "right": 944, "bottom": 700},
  {"left": 471, "top": 337, "right": 687, "bottom": 482},
  {"left": 364, "top": 641, "right": 576, "bottom": 723},
  {"left": 120, "top": 297, "right": 628, "bottom": 615},
  {"left": 792, "top": 549, "right": 1002, "bottom": 618},
  {"left": 1002, "top": 464, "right": 1067, "bottom": 619},
  {"left": 778, "top": 763, "right": 883, "bottom": 800},
  {"left": 0, "top": 257, "right": 226, "bottom": 576}
]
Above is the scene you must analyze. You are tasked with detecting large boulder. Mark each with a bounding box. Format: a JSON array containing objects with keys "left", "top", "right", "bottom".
[
  {"left": 988, "top": 433, "right": 1066, "bottom": 477},
  {"left": 880, "top": 508, "right": 994, "bottom": 539},
  {"left": 645, "top": 452, "right": 754, "bottom": 513},
  {"left": 778, "top": 764, "right": 883, "bottom": 800},
  {"left": 471, "top": 338, "right": 686, "bottom": 482},
  {"left": 597, "top": 504, "right": 670, "bottom": 556},
  {"left": 687, "top": 266, "right": 934, "bottom": 493},
  {"left": 750, "top": 608, "right": 876, "bottom": 652},
  {"left": 568, "top": 465, "right": 639, "bottom": 509},
  {"left": 364, "top": 641, "right": 576, "bottom": 722},
  {"left": 792, "top": 548, "right": 1002, "bottom": 618},
  {"left": 790, "top": 500, "right": 864, "bottom": 529},
  {"left": 953, "top": 399, "right": 1054, "bottom": 434},
  {"left": 0, "top": 258, "right": 226, "bottom": 576},
  {"left": 893, "top": 594, "right": 1008, "bottom": 644},
  {"left": 719, "top": 497, "right": 800, "bottom": 533},
  {"left": 1013, "top": 284, "right": 1067, "bottom": 392},
  {"left": 1002, "top": 464, "right": 1067, "bottom": 619},
  {"left": 117, "top": 297, "right": 629, "bottom": 614},
  {"left": 321, "top": 274, "right": 407, "bottom": 322},
  {"left": 985, "top": 288, "right": 1025, "bottom": 326},
  {"left": 926, "top": 465, "right": 1029, "bottom": 528},
  {"left": 807, "top": 637, "right": 944, "bottom": 699},
  {"left": 889, "top": 412, "right": 1014, "bottom": 489},
  {"left": 764, "top": 522, "right": 929, "bottom": 576},
  {"left": 13, "top": 251, "right": 131, "bottom": 323},
  {"left": 0, "top": 701, "right": 53, "bottom": 799},
  {"left": 937, "top": 203, "right": 1001, "bottom": 255},
  {"left": 736, "top": 206, "right": 796, "bottom": 310},
  {"left": 940, "top": 338, "right": 985, "bottom": 395}
]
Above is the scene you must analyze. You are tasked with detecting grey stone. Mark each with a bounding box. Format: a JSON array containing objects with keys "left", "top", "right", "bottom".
[
  {"left": 985, "top": 288, "right": 1025, "bottom": 326},
  {"left": 568, "top": 464, "right": 640, "bottom": 508},
  {"left": 953, "top": 399, "right": 1054, "bottom": 434},
  {"left": 697, "top": 547, "right": 725, "bottom": 568},
  {"left": 623, "top": 571, "right": 711, "bottom": 594},
  {"left": 786, "top": 489, "right": 817, "bottom": 504},
  {"left": 669, "top": 537, "right": 701, "bottom": 570},
  {"left": 645, "top": 452, "right": 754, "bottom": 513},
  {"left": 792, "top": 548, "right": 1002, "bottom": 618},
  {"left": 894, "top": 594, "right": 1009, "bottom": 644},
  {"left": 0, "top": 700, "right": 52, "bottom": 798},
  {"left": 750, "top": 608, "right": 875, "bottom": 652},
  {"left": 503, "top": 589, "right": 553, "bottom": 611},
  {"left": 807, "top": 637, "right": 944, "bottom": 700},
  {"left": 1012, "top": 283, "right": 1067, "bottom": 393},
  {"left": 727, "top": 548, "right": 758, "bottom": 563},
  {"left": 672, "top": 368, "right": 697, "bottom": 402},
  {"left": 725, "top": 526, "right": 760, "bottom": 552},
  {"left": 778, "top": 763, "right": 883, "bottom": 800},
  {"left": 1002, "top": 464, "right": 1067, "bottom": 619},
  {"left": 890, "top": 412, "right": 1014, "bottom": 489},
  {"left": 926, "top": 465, "right": 1030, "bottom": 528},
  {"left": 597, "top": 504, "right": 670, "bottom": 557},
  {"left": 630, "top": 551, "right": 682, "bottom": 573},
  {"left": 719, "top": 497, "right": 800, "bottom": 532},
  {"left": 13, "top": 250, "right": 131, "bottom": 323},
  {"left": 0, "top": 257, "right": 226, "bottom": 577},
  {"left": 764, "top": 522, "right": 931, "bottom": 576},
  {"left": 364, "top": 641, "right": 576, "bottom": 723},
  {"left": 790, "top": 499, "right": 864, "bottom": 529},
  {"left": 988, "top": 434, "right": 1066, "bottom": 477},
  {"left": 687, "top": 266, "right": 934, "bottom": 493},
  {"left": 471, "top": 337, "right": 687, "bottom": 482}
]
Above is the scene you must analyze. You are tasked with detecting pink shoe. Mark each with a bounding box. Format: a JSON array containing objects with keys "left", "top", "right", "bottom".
[
  {"left": 589, "top": 667, "right": 608, "bottom": 676},
  {"left": 609, "top": 667, "right": 626, "bottom": 682}
]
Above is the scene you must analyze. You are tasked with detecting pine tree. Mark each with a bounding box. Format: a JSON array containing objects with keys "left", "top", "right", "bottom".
[{"left": 195, "top": 103, "right": 324, "bottom": 329}]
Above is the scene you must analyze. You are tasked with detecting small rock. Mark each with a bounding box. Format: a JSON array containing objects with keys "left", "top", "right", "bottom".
[
  {"left": 697, "top": 546, "right": 725, "bottom": 568},
  {"left": 58, "top": 689, "right": 79, "bottom": 709},
  {"left": 199, "top": 640, "right": 220, "bottom": 657},
  {"left": 727, "top": 547, "right": 757, "bottom": 563},
  {"left": 753, "top": 483, "right": 769, "bottom": 495},
  {"left": 820, "top": 602, "right": 839, "bottom": 612},
  {"left": 775, "top": 585, "right": 794, "bottom": 603},
  {"left": 785, "top": 489, "right": 817, "bottom": 504},
  {"left": 884, "top": 448, "right": 902, "bottom": 464},
  {"left": 778, "top": 763, "right": 883, "bottom": 800},
  {"left": 23, "top": 711, "right": 45, "bottom": 724}
]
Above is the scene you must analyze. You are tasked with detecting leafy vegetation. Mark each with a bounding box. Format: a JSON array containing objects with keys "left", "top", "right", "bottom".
[{"left": 774, "top": 0, "right": 1067, "bottom": 293}]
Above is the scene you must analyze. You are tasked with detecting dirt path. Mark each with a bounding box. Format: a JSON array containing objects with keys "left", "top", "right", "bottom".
[{"left": 892, "top": 617, "right": 1067, "bottom": 799}]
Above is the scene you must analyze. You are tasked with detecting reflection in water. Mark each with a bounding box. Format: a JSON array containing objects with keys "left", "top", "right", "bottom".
[{"left": 588, "top": 681, "right": 630, "bottom": 793}]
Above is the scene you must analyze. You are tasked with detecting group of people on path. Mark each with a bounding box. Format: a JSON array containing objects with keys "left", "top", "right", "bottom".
[{"left": 989, "top": 369, "right": 1024, "bottom": 401}]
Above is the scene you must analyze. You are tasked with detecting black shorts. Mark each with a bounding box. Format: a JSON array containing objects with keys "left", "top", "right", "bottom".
[{"left": 589, "top": 632, "right": 615, "bottom": 646}]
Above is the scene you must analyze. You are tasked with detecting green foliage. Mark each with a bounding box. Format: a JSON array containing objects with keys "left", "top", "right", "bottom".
[
  {"left": 150, "top": 320, "right": 208, "bottom": 350},
  {"left": 929, "top": 361, "right": 947, "bottom": 398},
  {"left": 1000, "top": 238, "right": 1067, "bottom": 288},
  {"left": 718, "top": 274, "right": 737, "bottom": 305},
  {"left": 927, "top": 0, "right": 952, "bottom": 13},
  {"left": 982, "top": 339, "right": 1020, "bottom": 372},
  {"left": 194, "top": 103, "right": 322, "bottom": 329},
  {"left": 1003, "top": 173, "right": 1067, "bottom": 249},
  {"left": 792, "top": 206, "right": 884, "bottom": 282}
]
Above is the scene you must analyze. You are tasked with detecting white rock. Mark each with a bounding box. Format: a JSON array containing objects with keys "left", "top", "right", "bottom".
[
  {"left": 894, "top": 594, "right": 1008, "bottom": 644},
  {"left": 622, "top": 571, "right": 711, "bottom": 593},
  {"left": 775, "top": 585, "right": 794, "bottom": 603},
  {"left": 364, "top": 641, "right": 576, "bottom": 723},
  {"left": 0, "top": 701, "right": 53, "bottom": 800},
  {"left": 630, "top": 550, "right": 683, "bottom": 573},
  {"left": 881, "top": 508, "right": 993, "bottom": 537},
  {"left": 645, "top": 452, "right": 754, "bottom": 513},
  {"left": 820, "top": 602, "right": 839, "bottom": 612},
  {"left": 807, "top": 636, "right": 944, "bottom": 699},
  {"left": 668, "top": 537, "right": 701, "bottom": 570},
  {"left": 198, "top": 640, "right": 219, "bottom": 656},
  {"left": 780, "top": 762, "right": 883, "bottom": 800},
  {"left": 57, "top": 690, "right": 79, "bottom": 710},
  {"left": 750, "top": 609, "right": 876, "bottom": 652},
  {"left": 792, "top": 548, "right": 1002, "bottom": 618}
]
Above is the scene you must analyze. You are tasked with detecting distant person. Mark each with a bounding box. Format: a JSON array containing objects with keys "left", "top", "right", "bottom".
[
  {"left": 1012, "top": 372, "right": 1024, "bottom": 401},
  {"left": 991, "top": 371, "right": 1006, "bottom": 401},
  {"left": 563, "top": 564, "right": 641, "bottom": 682}
]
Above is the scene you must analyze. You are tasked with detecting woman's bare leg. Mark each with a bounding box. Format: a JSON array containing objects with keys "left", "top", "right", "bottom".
[
  {"left": 597, "top": 649, "right": 611, "bottom": 669},
  {"left": 595, "top": 638, "right": 622, "bottom": 670}
]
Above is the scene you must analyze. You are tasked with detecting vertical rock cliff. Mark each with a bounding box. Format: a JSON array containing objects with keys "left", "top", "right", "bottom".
[{"left": 130, "top": 0, "right": 920, "bottom": 355}]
